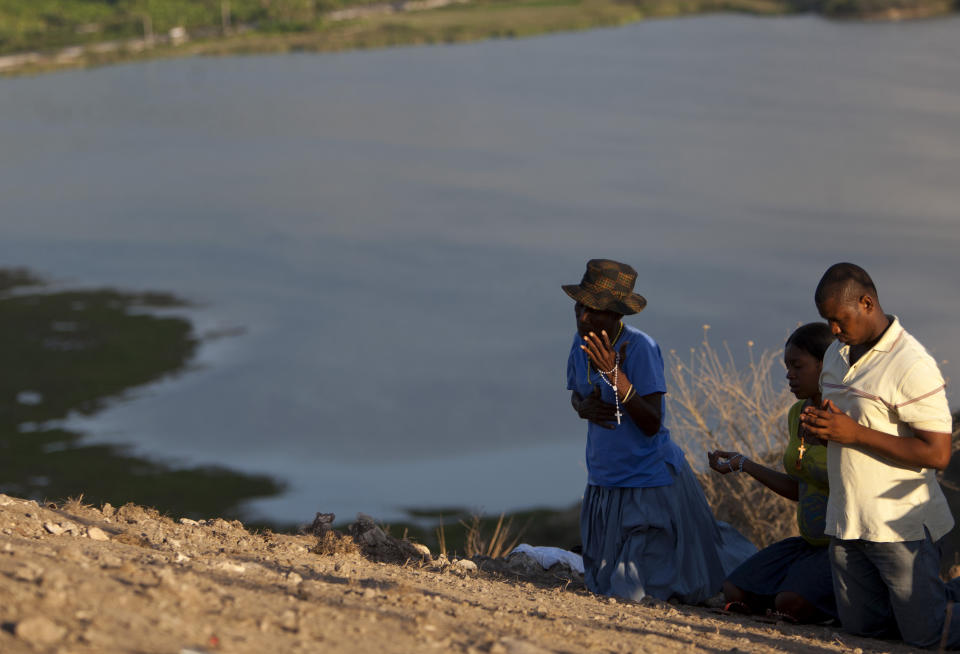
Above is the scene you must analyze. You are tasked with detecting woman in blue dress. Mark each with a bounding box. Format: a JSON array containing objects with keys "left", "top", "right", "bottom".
[
  {"left": 708, "top": 322, "right": 837, "bottom": 623},
  {"left": 564, "top": 259, "right": 756, "bottom": 603}
]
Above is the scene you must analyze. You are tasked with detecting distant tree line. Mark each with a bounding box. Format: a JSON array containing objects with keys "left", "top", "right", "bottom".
[
  {"left": 0, "top": 0, "right": 956, "bottom": 55},
  {"left": 0, "top": 0, "right": 358, "bottom": 55}
]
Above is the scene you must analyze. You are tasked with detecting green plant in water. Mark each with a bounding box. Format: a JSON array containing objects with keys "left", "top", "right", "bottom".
[{"left": 0, "top": 269, "right": 285, "bottom": 525}]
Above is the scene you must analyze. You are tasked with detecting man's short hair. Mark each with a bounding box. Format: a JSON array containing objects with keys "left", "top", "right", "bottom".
[{"left": 815, "top": 262, "right": 878, "bottom": 307}]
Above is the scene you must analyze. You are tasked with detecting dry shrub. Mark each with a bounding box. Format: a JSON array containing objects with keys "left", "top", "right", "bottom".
[
  {"left": 312, "top": 530, "right": 359, "bottom": 556},
  {"left": 62, "top": 495, "right": 91, "bottom": 513},
  {"left": 461, "top": 512, "right": 522, "bottom": 559},
  {"left": 666, "top": 329, "right": 797, "bottom": 549},
  {"left": 435, "top": 519, "right": 448, "bottom": 560}
]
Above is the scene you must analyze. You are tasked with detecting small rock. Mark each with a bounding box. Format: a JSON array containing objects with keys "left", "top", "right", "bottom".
[
  {"left": 87, "top": 526, "right": 110, "bottom": 541},
  {"left": 13, "top": 563, "right": 43, "bottom": 582},
  {"left": 61, "top": 521, "right": 80, "bottom": 535},
  {"left": 307, "top": 512, "right": 336, "bottom": 537},
  {"left": 216, "top": 561, "right": 245, "bottom": 574},
  {"left": 101, "top": 502, "right": 115, "bottom": 517},
  {"left": 0, "top": 494, "right": 14, "bottom": 506},
  {"left": 115, "top": 564, "right": 161, "bottom": 587},
  {"left": 164, "top": 537, "right": 181, "bottom": 549},
  {"left": 351, "top": 514, "right": 391, "bottom": 548},
  {"left": 297, "top": 580, "right": 325, "bottom": 600},
  {"left": 60, "top": 548, "right": 89, "bottom": 566},
  {"left": 607, "top": 597, "right": 617, "bottom": 604},
  {"left": 41, "top": 589, "right": 69, "bottom": 607},
  {"left": 3, "top": 543, "right": 13, "bottom": 553},
  {"left": 100, "top": 554, "right": 123, "bottom": 569},
  {"left": 179, "top": 518, "right": 200, "bottom": 526},
  {"left": 15, "top": 616, "right": 66, "bottom": 645},
  {"left": 175, "top": 552, "right": 191, "bottom": 563},
  {"left": 43, "top": 522, "right": 64, "bottom": 536},
  {"left": 280, "top": 609, "right": 298, "bottom": 632},
  {"left": 504, "top": 552, "right": 542, "bottom": 575},
  {"left": 286, "top": 571, "right": 303, "bottom": 586},
  {"left": 453, "top": 559, "right": 477, "bottom": 573},
  {"left": 156, "top": 567, "right": 178, "bottom": 587},
  {"left": 410, "top": 543, "right": 431, "bottom": 558}
]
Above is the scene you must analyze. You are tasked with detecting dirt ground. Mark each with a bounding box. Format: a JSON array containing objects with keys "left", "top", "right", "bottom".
[{"left": 0, "top": 494, "right": 929, "bottom": 654}]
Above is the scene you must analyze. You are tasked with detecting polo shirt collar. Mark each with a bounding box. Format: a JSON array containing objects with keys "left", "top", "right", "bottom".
[
  {"left": 872, "top": 315, "right": 902, "bottom": 353},
  {"left": 837, "top": 315, "right": 902, "bottom": 362}
]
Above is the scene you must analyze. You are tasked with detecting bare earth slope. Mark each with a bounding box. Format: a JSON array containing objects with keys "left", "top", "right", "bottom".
[{"left": 0, "top": 494, "right": 922, "bottom": 654}]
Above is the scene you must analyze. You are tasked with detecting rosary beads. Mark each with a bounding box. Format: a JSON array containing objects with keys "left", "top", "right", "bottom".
[{"left": 597, "top": 354, "right": 622, "bottom": 425}]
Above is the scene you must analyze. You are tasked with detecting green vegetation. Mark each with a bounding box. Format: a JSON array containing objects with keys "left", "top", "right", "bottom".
[
  {"left": 0, "top": 0, "right": 328, "bottom": 55},
  {"left": 0, "top": 268, "right": 285, "bottom": 524},
  {"left": 1, "top": 0, "right": 955, "bottom": 74}
]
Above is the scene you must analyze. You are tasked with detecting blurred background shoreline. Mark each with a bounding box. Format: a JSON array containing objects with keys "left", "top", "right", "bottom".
[{"left": 1, "top": 0, "right": 958, "bottom": 76}]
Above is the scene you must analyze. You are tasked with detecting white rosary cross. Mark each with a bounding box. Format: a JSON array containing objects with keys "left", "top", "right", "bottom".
[
  {"left": 597, "top": 354, "right": 622, "bottom": 425},
  {"left": 613, "top": 384, "right": 621, "bottom": 424}
]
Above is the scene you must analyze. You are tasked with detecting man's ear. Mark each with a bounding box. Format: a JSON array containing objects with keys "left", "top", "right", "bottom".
[{"left": 859, "top": 294, "right": 874, "bottom": 313}]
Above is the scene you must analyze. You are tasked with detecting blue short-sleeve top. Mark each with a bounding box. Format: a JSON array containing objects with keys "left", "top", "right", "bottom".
[{"left": 566, "top": 323, "right": 681, "bottom": 488}]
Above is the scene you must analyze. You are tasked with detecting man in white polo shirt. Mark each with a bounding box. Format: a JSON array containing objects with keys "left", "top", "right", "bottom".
[{"left": 800, "top": 262, "right": 958, "bottom": 648}]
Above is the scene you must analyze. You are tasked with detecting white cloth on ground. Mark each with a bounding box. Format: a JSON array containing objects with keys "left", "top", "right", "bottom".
[{"left": 510, "top": 544, "right": 584, "bottom": 574}]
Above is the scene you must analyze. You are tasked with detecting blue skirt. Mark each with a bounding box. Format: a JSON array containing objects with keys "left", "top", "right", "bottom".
[
  {"left": 726, "top": 536, "right": 838, "bottom": 619},
  {"left": 580, "top": 455, "right": 757, "bottom": 604}
]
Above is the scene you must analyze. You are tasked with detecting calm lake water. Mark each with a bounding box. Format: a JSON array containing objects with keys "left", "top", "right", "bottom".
[{"left": 1, "top": 14, "right": 958, "bottom": 525}]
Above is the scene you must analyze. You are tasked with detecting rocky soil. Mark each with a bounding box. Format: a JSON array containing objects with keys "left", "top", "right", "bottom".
[{"left": 0, "top": 494, "right": 926, "bottom": 653}]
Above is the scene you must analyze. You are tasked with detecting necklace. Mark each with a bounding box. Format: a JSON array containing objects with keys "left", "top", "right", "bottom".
[
  {"left": 796, "top": 401, "right": 812, "bottom": 470},
  {"left": 598, "top": 353, "right": 622, "bottom": 425},
  {"left": 796, "top": 428, "right": 807, "bottom": 470}
]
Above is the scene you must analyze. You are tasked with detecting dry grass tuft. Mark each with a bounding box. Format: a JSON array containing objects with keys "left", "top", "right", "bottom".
[
  {"left": 461, "top": 512, "right": 522, "bottom": 559},
  {"left": 435, "top": 517, "right": 449, "bottom": 560},
  {"left": 312, "top": 530, "right": 360, "bottom": 556},
  {"left": 62, "top": 495, "right": 91, "bottom": 513},
  {"left": 667, "top": 330, "right": 797, "bottom": 549}
]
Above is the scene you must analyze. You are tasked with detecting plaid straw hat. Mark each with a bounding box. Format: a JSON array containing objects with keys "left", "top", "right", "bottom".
[{"left": 562, "top": 259, "right": 647, "bottom": 315}]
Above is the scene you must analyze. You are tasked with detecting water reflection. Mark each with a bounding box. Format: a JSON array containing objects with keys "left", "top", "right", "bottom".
[{"left": 0, "top": 268, "right": 284, "bottom": 524}]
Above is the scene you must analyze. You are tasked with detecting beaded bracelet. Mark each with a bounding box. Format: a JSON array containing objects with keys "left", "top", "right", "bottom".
[{"left": 727, "top": 454, "right": 748, "bottom": 473}]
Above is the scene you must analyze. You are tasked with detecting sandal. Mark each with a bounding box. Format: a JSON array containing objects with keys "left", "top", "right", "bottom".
[
  {"left": 723, "top": 601, "right": 751, "bottom": 615},
  {"left": 766, "top": 609, "right": 799, "bottom": 624}
]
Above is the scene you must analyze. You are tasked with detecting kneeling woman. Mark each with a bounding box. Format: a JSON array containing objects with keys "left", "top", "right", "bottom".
[
  {"left": 708, "top": 322, "right": 836, "bottom": 623},
  {"left": 564, "top": 259, "right": 756, "bottom": 603}
]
